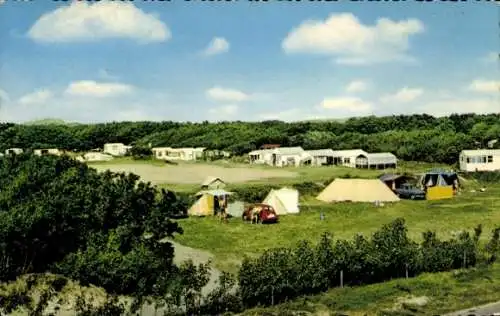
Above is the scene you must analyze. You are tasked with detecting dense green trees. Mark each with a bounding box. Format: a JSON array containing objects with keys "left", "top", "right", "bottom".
[
  {"left": 0, "top": 154, "right": 198, "bottom": 307},
  {"left": 238, "top": 219, "right": 500, "bottom": 307},
  {"left": 1, "top": 113, "right": 499, "bottom": 164}
]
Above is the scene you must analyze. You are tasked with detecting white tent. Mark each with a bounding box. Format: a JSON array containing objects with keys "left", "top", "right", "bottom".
[
  {"left": 262, "top": 187, "right": 299, "bottom": 215},
  {"left": 316, "top": 178, "right": 400, "bottom": 203}
]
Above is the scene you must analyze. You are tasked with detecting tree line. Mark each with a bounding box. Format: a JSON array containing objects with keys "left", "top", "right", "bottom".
[{"left": 1, "top": 113, "right": 499, "bottom": 164}]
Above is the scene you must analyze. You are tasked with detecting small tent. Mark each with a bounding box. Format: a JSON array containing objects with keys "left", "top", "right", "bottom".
[
  {"left": 316, "top": 178, "right": 400, "bottom": 203},
  {"left": 188, "top": 193, "right": 215, "bottom": 216},
  {"left": 188, "top": 189, "right": 233, "bottom": 216},
  {"left": 262, "top": 187, "right": 299, "bottom": 215}
]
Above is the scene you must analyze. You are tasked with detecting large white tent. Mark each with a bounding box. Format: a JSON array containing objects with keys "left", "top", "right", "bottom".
[
  {"left": 262, "top": 187, "right": 300, "bottom": 215},
  {"left": 316, "top": 178, "right": 400, "bottom": 203}
]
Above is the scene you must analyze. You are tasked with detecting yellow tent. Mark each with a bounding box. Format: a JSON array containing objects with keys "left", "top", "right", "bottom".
[
  {"left": 187, "top": 189, "right": 234, "bottom": 216},
  {"left": 188, "top": 193, "right": 215, "bottom": 216}
]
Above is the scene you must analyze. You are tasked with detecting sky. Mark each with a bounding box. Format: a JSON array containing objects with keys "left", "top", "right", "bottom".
[{"left": 0, "top": 0, "right": 498, "bottom": 123}]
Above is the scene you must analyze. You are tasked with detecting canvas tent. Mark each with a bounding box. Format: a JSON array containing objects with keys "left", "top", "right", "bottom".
[
  {"left": 316, "top": 178, "right": 400, "bottom": 203},
  {"left": 188, "top": 189, "right": 233, "bottom": 216},
  {"left": 262, "top": 187, "right": 300, "bottom": 215}
]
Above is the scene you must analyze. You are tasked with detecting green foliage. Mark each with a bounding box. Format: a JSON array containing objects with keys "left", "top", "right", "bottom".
[
  {"left": 128, "top": 145, "right": 153, "bottom": 160},
  {"left": 0, "top": 113, "right": 498, "bottom": 164},
  {"left": 75, "top": 295, "right": 126, "bottom": 316},
  {"left": 231, "top": 184, "right": 281, "bottom": 203},
  {"left": 237, "top": 219, "right": 500, "bottom": 308},
  {"left": 0, "top": 153, "right": 196, "bottom": 302}
]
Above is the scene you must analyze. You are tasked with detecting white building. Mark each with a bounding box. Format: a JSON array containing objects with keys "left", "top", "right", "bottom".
[
  {"left": 81, "top": 152, "right": 114, "bottom": 162},
  {"left": 5, "top": 148, "right": 23, "bottom": 155},
  {"left": 355, "top": 152, "right": 398, "bottom": 170},
  {"left": 152, "top": 147, "right": 205, "bottom": 161},
  {"left": 305, "top": 149, "right": 335, "bottom": 166},
  {"left": 331, "top": 149, "right": 368, "bottom": 168},
  {"left": 33, "top": 148, "right": 61, "bottom": 156},
  {"left": 103, "top": 143, "right": 131, "bottom": 156},
  {"left": 248, "top": 149, "right": 274, "bottom": 165},
  {"left": 248, "top": 146, "right": 311, "bottom": 167},
  {"left": 459, "top": 149, "right": 500, "bottom": 172}
]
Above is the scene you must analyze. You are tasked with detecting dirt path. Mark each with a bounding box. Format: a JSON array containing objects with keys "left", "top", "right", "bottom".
[{"left": 170, "top": 240, "right": 222, "bottom": 296}]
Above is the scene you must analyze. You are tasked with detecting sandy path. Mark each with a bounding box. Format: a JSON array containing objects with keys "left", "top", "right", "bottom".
[
  {"left": 91, "top": 163, "right": 297, "bottom": 184},
  {"left": 170, "top": 240, "right": 222, "bottom": 296}
]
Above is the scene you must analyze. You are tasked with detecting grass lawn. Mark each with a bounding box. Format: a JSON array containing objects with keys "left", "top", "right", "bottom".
[
  {"left": 241, "top": 263, "right": 500, "bottom": 315},
  {"left": 173, "top": 182, "right": 500, "bottom": 274}
]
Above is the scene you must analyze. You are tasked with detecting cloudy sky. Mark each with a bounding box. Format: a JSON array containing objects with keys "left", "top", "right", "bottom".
[{"left": 0, "top": 1, "right": 498, "bottom": 123}]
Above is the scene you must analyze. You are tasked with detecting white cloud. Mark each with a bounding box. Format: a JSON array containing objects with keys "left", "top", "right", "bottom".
[
  {"left": 18, "top": 89, "right": 53, "bottom": 105},
  {"left": 202, "top": 37, "right": 230, "bottom": 56},
  {"left": 282, "top": 13, "right": 424, "bottom": 65},
  {"left": 380, "top": 87, "right": 424, "bottom": 103},
  {"left": 345, "top": 80, "right": 368, "bottom": 93},
  {"left": 320, "top": 96, "right": 372, "bottom": 113},
  {"left": 468, "top": 79, "right": 499, "bottom": 94},
  {"left": 206, "top": 87, "right": 249, "bottom": 103},
  {"left": 64, "top": 80, "right": 134, "bottom": 98},
  {"left": 27, "top": 1, "right": 170, "bottom": 43}
]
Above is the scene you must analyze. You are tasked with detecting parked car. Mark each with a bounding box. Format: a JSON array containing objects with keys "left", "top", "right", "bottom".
[
  {"left": 242, "top": 203, "right": 279, "bottom": 224},
  {"left": 394, "top": 183, "right": 426, "bottom": 200}
]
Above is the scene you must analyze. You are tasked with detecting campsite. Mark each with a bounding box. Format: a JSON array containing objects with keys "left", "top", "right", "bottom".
[{"left": 87, "top": 158, "right": 500, "bottom": 276}]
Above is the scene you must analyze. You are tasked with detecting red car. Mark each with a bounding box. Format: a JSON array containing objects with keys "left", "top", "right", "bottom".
[{"left": 242, "top": 203, "right": 279, "bottom": 224}]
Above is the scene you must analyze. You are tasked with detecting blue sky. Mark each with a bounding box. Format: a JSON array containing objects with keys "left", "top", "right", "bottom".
[{"left": 0, "top": 0, "right": 498, "bottom": 123}]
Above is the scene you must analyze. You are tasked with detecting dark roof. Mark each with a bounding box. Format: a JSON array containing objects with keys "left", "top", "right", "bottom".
[{"left": 260, "top": 144, "right": 281, "bottom": 149}]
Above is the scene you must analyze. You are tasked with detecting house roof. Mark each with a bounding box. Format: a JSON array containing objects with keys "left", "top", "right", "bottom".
[
  {"left": 306, "top": 149, "right": 335, "bottom": 156},
  {"left": 366, "top": 152, "right": 398, "bottom": 164},
  {"left": 367, "top": 152, "right": 396, "bottom": 159},
  {"left": 331, "top": 149, "right": 368, "bottom": 157},
  {"left": 201, "top": 176, "right": 224, "bottom": 186},
  {"left": 461, "top": 149, "right": 500, "bottom": 156},
  {"left": 260, "top": 144, "right": 281, "bottom": 149},
  {"left": 274, "top": 146, "right": 304, "bottom": 155}
]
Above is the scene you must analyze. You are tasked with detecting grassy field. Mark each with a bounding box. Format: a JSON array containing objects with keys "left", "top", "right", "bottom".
[
  {"left": 242, "top": 263, "right": 500, "bottom": 315},
  {"left": 173, "top": 183, "right": 500, "bottom": 273},
  {"left": 86, "top": 158, "right": 499, "bottom": 276}
]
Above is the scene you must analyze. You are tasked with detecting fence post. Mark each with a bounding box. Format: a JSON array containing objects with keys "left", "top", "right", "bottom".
[{"left": 340, "top": 270, "right": 344, "bottom": 288}]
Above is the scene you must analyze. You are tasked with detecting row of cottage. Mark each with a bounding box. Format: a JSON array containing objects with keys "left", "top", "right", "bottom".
[
  {"left": 248, "top": 147, "right": 398, "bottom": 170},
  {"left": 2, "top": 143, "right": 499, "bottom": 172},
  {"left": 248, "top": 146, "right": 500, "bottom": 172}
]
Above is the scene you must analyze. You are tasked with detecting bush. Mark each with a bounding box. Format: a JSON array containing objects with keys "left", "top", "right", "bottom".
[
  {"left": 129, "top": 146, "right": 152, "bottom": 160},
  {"left": 231, "top": 184, "right": 281, "bottom": 203},
  {"left": 238, "top": 219, "right": 500, "bottom": 308}
]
